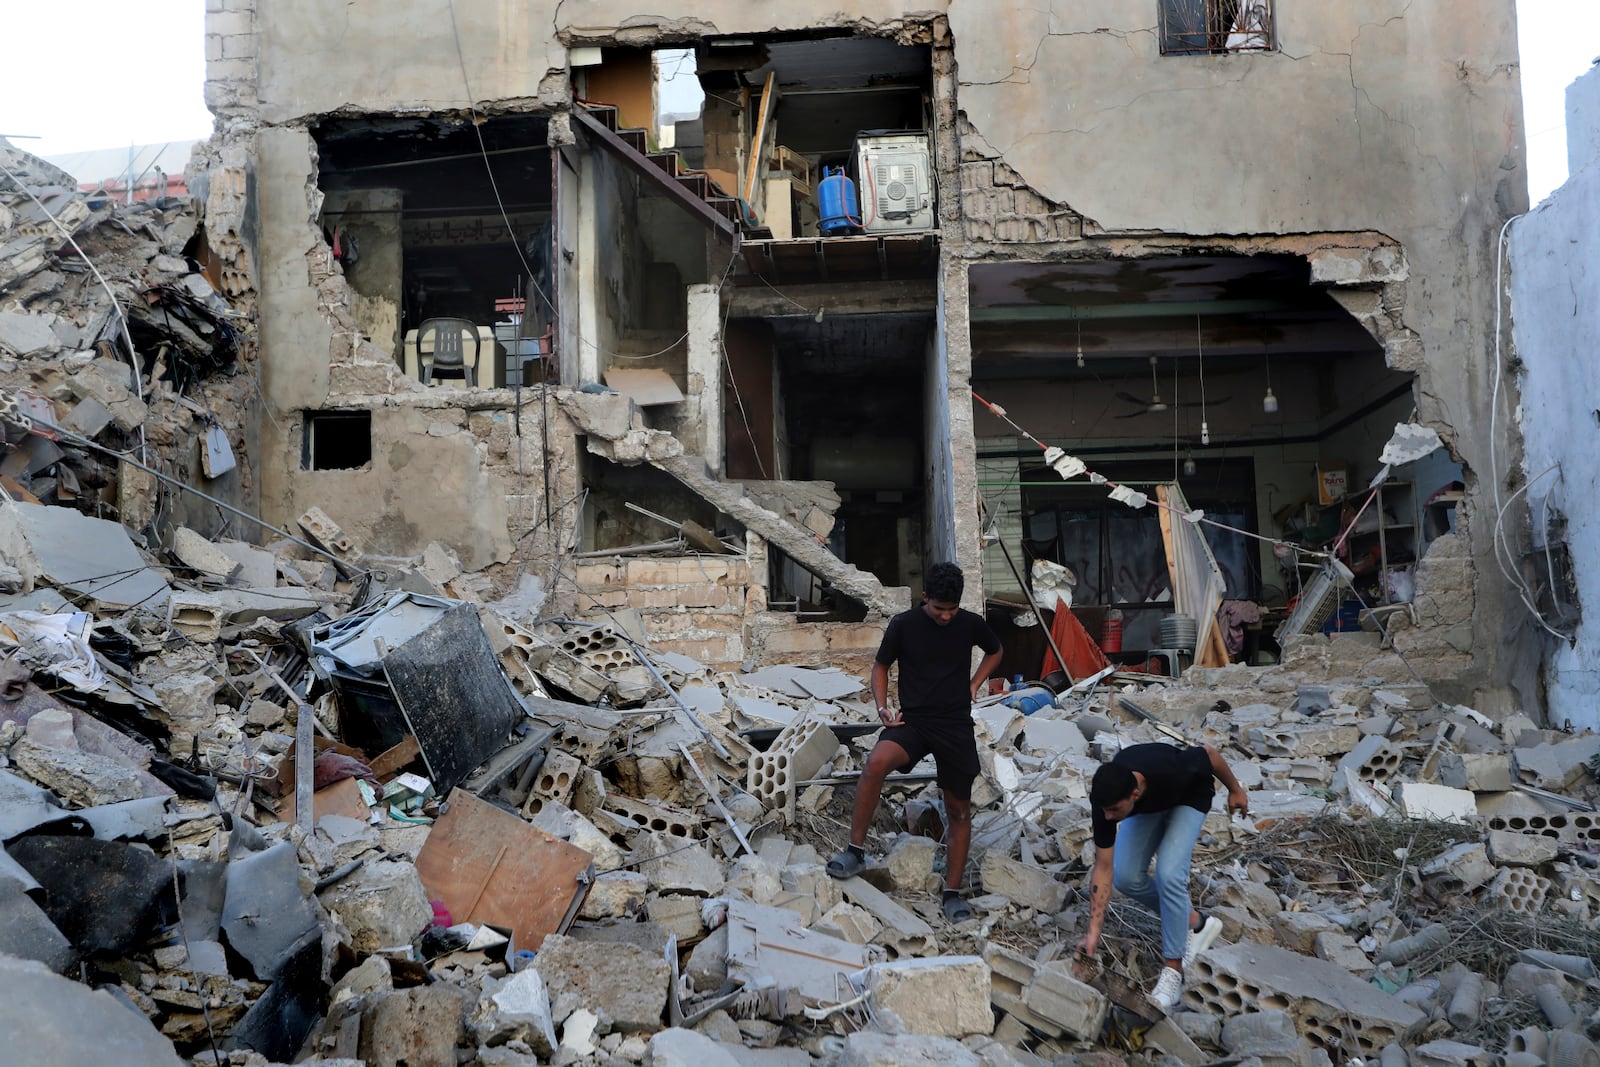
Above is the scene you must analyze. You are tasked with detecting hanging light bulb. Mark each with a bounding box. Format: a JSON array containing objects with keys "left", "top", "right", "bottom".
[
  {"left": 1262, "top": 353, "right": 1278, "bottom": 413},
  {"left": 1182, "top": 451, "right": 1197, "bottom": 477},
  {"left": 1075, "top": 319, "right": 1085, "bottom": 368},
  {"left": 1200, "top": 420, "right": 1210, "bottom": 446}
]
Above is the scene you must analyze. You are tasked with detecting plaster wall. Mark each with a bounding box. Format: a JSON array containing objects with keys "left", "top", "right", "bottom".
[
  {"left": 254, "top": 0, "right": 934, "bottom": 124},
  {"left": 1508, "top": 65, "right": 1600, "bottom": 731}
]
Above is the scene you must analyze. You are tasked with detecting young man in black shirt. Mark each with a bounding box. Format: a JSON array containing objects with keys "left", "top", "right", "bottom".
[
  {"left": 826, "top": 562, "right": 1003, "bottom": 923},
  {"left": 1080, "top": 742, "right": 1248, "bottom": 1012}
]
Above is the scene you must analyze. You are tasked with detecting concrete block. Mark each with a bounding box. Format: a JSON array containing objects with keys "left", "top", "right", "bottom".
[
  {"left": 1485, "top": 807, "right": 1600, "bottom": 844},
  {"left": 634, "top": 837, "right": 725, "bottom": 897},
  {"left": 980, "top": 851, "right": 1067, "bottom": 914},
  {"left": 580, "top": 870, "right": 648, "bottom": 920},
  {"left": 1514, "top": 735, "right": 1600, "bottom": 791},
  {"left": 644, "top": 893, "right": 706, "bottom": 943},
  {"left": 1313, "top": 930, "right": 1373, "bottom": 976},
  {"left": 1419, "top": 843, "right": 1496, "bottom": 892},
  {"left": 781, "top": 862, "right": 842, "bottom": 914},
  {"left": 1338, "top": 735, "right": 1404, "bottom": 784},
  {"left": 1143, "top": 1015, "right": 1210, "bottom": 1065},
  {"left": 814, "top": 901, "right": 883, "bottom": 945},
  {"left": 1486, "top": 829, "right": 1561, "bottom": 867},
  {"left": 297, "top": 505, "right": 362, "bottom": 561},
  {"left": 771, "top": 715, "right": 841, "bottom": 781},
  {"left": 1394, "top": 782, "right": 1477, "bottom": 824},
  {"left": 359, "top": 985, "right": 471, "bottom": 1067},
  {"left": 1438, "top": 752, "right": 1513, "bottom": 793},
  {"left": 649, "top": 1028, "right": 745, "bottom": 1067},
  {"left": 1216, "top": 877, "right": 1283, "bottom": 919},
  {"left": 1221, "top": 1009, "right": 1310, "bottom": 1061},
  {"left": 523, "top": 749, "right": 581, "bottom": 815},
  {"left": 468, "top": 969, "right": 557, "bottom": 1054},
  {"left": 1020, "top": 716, "right": 1089, "bottom": 758},
  {"left": 1247, "top": 722, "right": 1360, "bottom": 758},
  {"left": 746, "top": 750, "right": 795, "bottom": 817},
  {"left": 1186, "top": 942, "right": 1425, "bottom": 1057},
  {"left": 839, "top": 1032, "right": 982, "bottom": 1066},
  {"left": 1485, "top": 866, "right": 1551, "bottom": 915},
  {"left": 527, "top": 800, "right": 621, "bottom": 870},
  {"left": 884, "top": 834, "right": 937, "bottom": 891},
  {"left": 866, "top": 956, "right": 994, "bottom": 1037},
  {"left": 1410, "top": 1040, "right": 1495, "bottom": 1067},
  {"left": 534, "top": 933, "right": 669, "bottom": 1031},
  {"left": 171, "top": 527, "right": 241, "bottom": 582},
  {"left": 1023, "top": 960, "right": 1109, "bottom": 1040},
  {"left": 1271, "top": 910, "right": 1336, "bottom": 954},
  {"left": 317, "top": 858, "right": 433, "bottom": 954}
]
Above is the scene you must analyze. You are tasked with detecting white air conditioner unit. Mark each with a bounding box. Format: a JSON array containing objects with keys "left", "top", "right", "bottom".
[{"left": 854, "top": 131, "right": 935, "bottom": 234}]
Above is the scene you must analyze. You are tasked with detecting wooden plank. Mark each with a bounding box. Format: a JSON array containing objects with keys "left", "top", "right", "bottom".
[
  {"left": 743, "top": 70, "right": 778, "bottom": 210},
  {"left": 414, "top": 789, "right": 594, "bottom": 951},
  {"left": 368, "top": 735, "right": 422, "bottom": 781}
]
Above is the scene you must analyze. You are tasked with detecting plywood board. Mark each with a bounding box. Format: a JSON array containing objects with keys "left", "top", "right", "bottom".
[
  {"left": 414, "top": 789, "right": 593, "bottom": 951},
  {"left": 276, "top": 776, "right": 371, "bottom": 825}
]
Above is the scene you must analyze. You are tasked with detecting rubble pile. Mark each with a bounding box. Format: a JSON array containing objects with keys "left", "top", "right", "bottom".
[
  {"left": 0, "top": 484, "right": 1595, "bottom": 1067},
  {"left": 0, "top": 139, "right": 249, "bottom": 516},
  {"left": 0, "top": 140, "right": 1595, "bottom": 1067}
]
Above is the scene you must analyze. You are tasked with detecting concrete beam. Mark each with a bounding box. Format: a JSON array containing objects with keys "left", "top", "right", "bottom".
[{"left": 726, "top": 279, "right": 937, "bottom": 319}]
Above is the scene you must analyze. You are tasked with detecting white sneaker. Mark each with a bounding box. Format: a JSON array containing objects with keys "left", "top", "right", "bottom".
[
  {"left": 1183, "top": 915, "right": 1223, "bottom": 967},
  {"left": 1148, "top": 966, "right": 1184, "bottom": 1013}
]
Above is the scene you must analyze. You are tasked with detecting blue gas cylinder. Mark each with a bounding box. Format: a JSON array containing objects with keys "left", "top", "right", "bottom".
[
  {"left": 818, "top": 166, "right": 858, "bottom": 235},
  {"left": 1002, "top": 685, "right": 1054, "bottom": 716}
]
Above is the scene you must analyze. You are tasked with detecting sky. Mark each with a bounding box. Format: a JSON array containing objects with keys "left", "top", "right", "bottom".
[{"left": 0, "top": 1, "right": 1595, "bottom": 204}]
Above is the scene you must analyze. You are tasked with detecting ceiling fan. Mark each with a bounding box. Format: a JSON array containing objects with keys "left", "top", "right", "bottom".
[{"left": 1115, "top": 355, "right": 1231, "bottom": 418}]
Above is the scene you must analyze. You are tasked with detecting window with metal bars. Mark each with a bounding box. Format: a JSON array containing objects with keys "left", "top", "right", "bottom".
[{"left": 1159, "top": 0, "right": 1275, "bottom": 55}]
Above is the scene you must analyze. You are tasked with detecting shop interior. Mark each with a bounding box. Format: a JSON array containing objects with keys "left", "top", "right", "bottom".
[{"left": 970, "top": 254, "right": 1464, "bottom": 678}]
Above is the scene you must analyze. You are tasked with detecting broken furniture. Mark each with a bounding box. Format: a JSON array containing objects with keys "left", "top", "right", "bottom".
[{"left": 307, "top": 592, "right": 526, "bottom": 796}]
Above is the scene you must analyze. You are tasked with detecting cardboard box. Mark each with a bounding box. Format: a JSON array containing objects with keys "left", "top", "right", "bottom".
[{"left": 1317, "top": 464, "right": 1348, "bottom": 505}]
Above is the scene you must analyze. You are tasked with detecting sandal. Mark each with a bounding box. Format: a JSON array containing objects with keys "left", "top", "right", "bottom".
[
  {"left": 942, "top": 894, "right": 974, "bottom": 923},
  {"left": 826, "top": 848, "right": 867, "bottom": 880}
]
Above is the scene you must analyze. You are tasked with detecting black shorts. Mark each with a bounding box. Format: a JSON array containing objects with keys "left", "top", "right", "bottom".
[{"left": 881, "top": 711, "right": 981, "bottom": 801}]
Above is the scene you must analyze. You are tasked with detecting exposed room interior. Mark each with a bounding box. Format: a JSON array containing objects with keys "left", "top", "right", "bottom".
[
  {"left": 312, "top": 114, "right": 556, "bottom": 390},
  {"left": 970, "top": 254, "right": 1464, "bottom": 666}
]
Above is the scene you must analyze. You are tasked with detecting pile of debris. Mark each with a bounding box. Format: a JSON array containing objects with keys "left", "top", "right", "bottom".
[
  {"left": 0, "top": 138, "right": 248, "bottom": 516},
  {"left": 0, "top": 480, "right": 1597, "bottom": 1067}
]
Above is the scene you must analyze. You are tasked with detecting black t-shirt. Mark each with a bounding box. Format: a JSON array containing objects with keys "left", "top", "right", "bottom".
[
  {"left": 875, "top": 605, "right": 1001, "bottom": 716},
  {"left": 1091, "top": 743, "right": 1216, "bottom": 848}
]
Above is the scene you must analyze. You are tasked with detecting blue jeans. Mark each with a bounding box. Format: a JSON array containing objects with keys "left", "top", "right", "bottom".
[{"left": 1111, "top": 804, "right": 1206, "bottom": 961}]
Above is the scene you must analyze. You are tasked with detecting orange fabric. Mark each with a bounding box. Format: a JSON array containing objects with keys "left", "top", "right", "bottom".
[{"left": 1039, "top": 607, "right": 1112, "bottom": 682}]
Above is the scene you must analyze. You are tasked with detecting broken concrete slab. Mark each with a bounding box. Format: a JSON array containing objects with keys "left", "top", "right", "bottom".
[
  {"left": 0, "top": 501, "right": 170, "bottom": 611},
  {"left": 1486, "top": 828, "right": 1562, "bottom": 867},
  {"left": 468, "top": 968, "right": 558, "bottom": 1055},
  {"left": 863, "top": 956, "right": 994, "bottom": 1037},
  {"left": 172, "top": 526, "right": 243, "bottom": 581},
  {"left": 317, "top": 856, "right": 433, "bottom": 953},
  {"left": 837, "top": 1031, "right": 982, "bottom": 1066},
  {"left": 980, "top": 850, "right": 1068, "bottom": 913},
  {"left": 359, "top": 984, "right": 471, "bottom": 1067},
  {"left": 534, "top": 932, "right": 669, "bottom": 1031},
  {"left": 1394, "top": 782, "right": 1478, "bottom": 824},
  {"left": 0, "top": 954, "right": 185, "bottom": 1065},
  {"left": 1022, "top": 960, "right": 1109, "bottom": 1041}
]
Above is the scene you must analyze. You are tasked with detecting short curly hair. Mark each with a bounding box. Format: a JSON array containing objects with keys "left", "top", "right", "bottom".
[
  {"left": 1089, "top": 763, "right": 1138, "bottom": 810},
  {"left": 924, "top": 562, "right": 965, "bottom": 604}
]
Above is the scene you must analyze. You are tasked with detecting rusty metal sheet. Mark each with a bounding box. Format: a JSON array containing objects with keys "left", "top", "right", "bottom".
[{"left": 414, "top": 789, "right": 592, "bottom": 952}]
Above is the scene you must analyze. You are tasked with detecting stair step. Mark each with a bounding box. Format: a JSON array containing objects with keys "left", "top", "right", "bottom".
[
  {"left": 675, "top": 173, "right": 709, "bottom": 198},
  {"left": 704, "top": 197, "right": 741, "bottom": 222},
  {"left": 619, "top": 129, "right": 648, "bottom": 152},
  {"left": 646, "top": 153, "right": 680, "bottom": 178},
  {"left": 584, "top": 104, "right": 620, "bottom": 131}
]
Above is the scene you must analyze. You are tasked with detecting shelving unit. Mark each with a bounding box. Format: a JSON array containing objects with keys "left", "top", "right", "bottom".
[{"left": 1295, "top": 481, "right": 1420, "bottom": 610}]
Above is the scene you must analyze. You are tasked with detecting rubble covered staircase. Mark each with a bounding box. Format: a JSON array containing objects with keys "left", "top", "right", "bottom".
[
  {"left": 651, "top": 453, "right": 910, "bottom": 618},
  {"left": 571, "top": 109, "right": 898, "bottom": 614}
]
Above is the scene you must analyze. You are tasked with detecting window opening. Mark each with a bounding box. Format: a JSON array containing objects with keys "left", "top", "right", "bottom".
[
  {"left": 303, "top": 411, "right": 372, "bottom": 471},
  {"left": 1159, "top": 0, "right": 1274, "bottom": 55}
]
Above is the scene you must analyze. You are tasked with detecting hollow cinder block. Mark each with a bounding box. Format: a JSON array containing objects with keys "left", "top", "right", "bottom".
[{"left": 1185, "top": 943, "right": 1424, "bottom": 1058}]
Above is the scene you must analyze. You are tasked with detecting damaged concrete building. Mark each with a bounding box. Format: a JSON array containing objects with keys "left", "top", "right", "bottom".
[{"left": 191, "top": 0, "right": 1532, "bottom": 702}]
